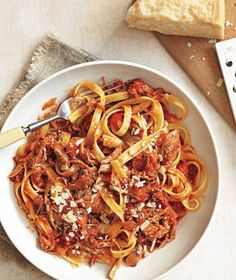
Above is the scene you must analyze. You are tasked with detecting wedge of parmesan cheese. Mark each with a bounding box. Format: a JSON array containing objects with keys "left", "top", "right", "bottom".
[{"left": 127, "top": 0, "right": 225, "bottom": 39}]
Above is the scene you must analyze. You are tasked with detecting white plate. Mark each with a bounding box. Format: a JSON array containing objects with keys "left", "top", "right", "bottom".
[{"left": 0, "top": 61, "right": 220, "bottom": 280}]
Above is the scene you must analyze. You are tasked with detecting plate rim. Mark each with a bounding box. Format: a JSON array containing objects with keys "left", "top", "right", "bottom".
[{"left": 0, "top": 60, "right": 221, "bottom": 280}]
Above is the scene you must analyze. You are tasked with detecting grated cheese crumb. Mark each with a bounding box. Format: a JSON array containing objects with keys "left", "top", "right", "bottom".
[
  {"left": 75, "top": 138, "right": 84, "bottom": 146},
  {"left": 61, "top": 191, "right": 70, "bottom": 200},
  {"left": 63, "top": 210, "right": 77, "bottom": 224},
  {"left": 72, "top": 223, "right": 78, "bottom": 231},
  {"left": 216, "top": 78, "right": 224, "bottom": 88},
  {"left": 140, "top": 220, "right": 150, "bottom": 231},
  {"left": 186, "top": 42, "right": 192, "bottom": 48},
  {"left": 137, "top": 202, "right": 145, "bottom": 211},
  {"left": 133, "top": 128, "right": 140, "bottom": 135},
  {"left": 58, "top": 204, "right": 64, "bottom": 213},
  {"left": 146, "top": 201, "right": 156, "bottom": 208},
  {"left": 68, "top": 232, "right": 75, "bottom": 238},
  {"left": 136, "top": 179, "right": 146, "bottom": 188},
  {"left": 87, "top": 207, "right": 92, "bottom": 214},
  {"left": 70, "top": 201, "right": 77, "bottom": 208},
  {"left": 190, "top": 55, "right": 195, "bottom": 60},
  {"left": 202, "top": 57, "right": 206, "bottom": 61},
  {"left": 207, "top": 91, "right": 210, "bottom": 96}
]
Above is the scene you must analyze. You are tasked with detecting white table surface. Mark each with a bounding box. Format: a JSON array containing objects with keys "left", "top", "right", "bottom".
[{"left": 0, "top": 1, "right": 235, "bottom": 279}]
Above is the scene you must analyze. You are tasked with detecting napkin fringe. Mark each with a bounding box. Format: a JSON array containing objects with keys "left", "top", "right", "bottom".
[{"left": 0, "top": 33, "right": 97, "bottom": 128}]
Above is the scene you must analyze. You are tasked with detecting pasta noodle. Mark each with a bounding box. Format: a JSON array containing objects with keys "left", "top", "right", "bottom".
[{"left": 9, "top": 78, "right": 208, "bottom": 279}]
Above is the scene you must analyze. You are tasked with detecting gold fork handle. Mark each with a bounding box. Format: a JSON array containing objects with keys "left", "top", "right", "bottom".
[{"left": 0, "top": 127, "right": 25, "bottom": 149}]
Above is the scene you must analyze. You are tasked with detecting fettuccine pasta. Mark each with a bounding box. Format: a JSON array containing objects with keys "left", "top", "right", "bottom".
[{"left": 9, "top": 78, "right": 208, "bottom": 279}]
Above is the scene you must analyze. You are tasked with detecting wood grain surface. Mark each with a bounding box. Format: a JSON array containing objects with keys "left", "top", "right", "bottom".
[{"left": 155, "top": 0, "right": 236, "bottom": 128}]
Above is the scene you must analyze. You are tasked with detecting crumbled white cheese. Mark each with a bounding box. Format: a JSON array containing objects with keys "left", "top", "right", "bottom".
[
  {"left": 136, "top": 179, "right": 146, "bottom": 188},
  {"left": 87, "top": 207, "right": 92, "bottom": 214},
  {"left": 75, "top": 138, "right": 84, "bottom": 146},
  {"left": 72, "top": 223, "right": 78, "bottom": 231},
  {"left": 186, "top": 42, "right": 192, "bottom": 48},
  {"left": 80, "top": 235, "right": 85, "bottom": 240},
  {"left": 65, "top": 236, "right": 70, "bottom": 242},
  {"left": 146, "top": 201, "right": 156, "bottom": 208},
  {"left": 140, "top": 220, "right": 150, "bottom": 231},
  {"left": 133, "top": 128, "right": 140, "bottom": 135},
  {"left": 61, "top": 191, "right": 70, "bottom": 200},
  {"left": 53, "top": 196, "right": 66, "bottom": 206},
  {"left": 206, "top": 91, "right": 210, "bottom": 96},
  {"left": 216, "top": 78, "right": 224, "bottom": 88},
  {"left": 58, "top": 204, "right": 64, "bottom": 213},
  {"left": 202, "top": 57, "right": 206, "bottom": 61},
  {"left": 158, "top": 204, "right": 162, "bottom": 209},
  {"left": 190, "top": 55, "right": 195, "bottom": 60},
  {"left": 137, "top": 202, "right": 145, "bottom": 211},
  {"left": 63, "top": 210, "right": 77, "bottom": 224},
  {"left": 133, "top": 212, "right": 139, "bottom": 218},
  {"left": 68, "top": 232, "right": 75, "bottom": 238},
  {"left": 132, "top": 175, "right": 139, "bottom": 181},
  {"left": 70, "top": 201, "right": 77, "bottom": 208}
]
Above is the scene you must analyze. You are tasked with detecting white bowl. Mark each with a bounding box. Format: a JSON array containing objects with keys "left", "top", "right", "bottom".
[{"left": 0, "top": 61, "right": 220, "bottom": 280}]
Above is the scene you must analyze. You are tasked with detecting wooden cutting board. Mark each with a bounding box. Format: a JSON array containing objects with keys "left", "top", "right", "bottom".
[{"left": 155, "top": 0, "right": 236, "bottom": 129}]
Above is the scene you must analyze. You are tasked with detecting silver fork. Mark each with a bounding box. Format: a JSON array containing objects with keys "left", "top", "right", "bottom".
[{"left": 0, "top": 83, "right": 122, "bottom": 149}]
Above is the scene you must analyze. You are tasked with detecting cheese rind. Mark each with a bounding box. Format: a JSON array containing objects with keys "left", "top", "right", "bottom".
[{"left": 127, "top": 0, "right": 225, "bottom": 39}]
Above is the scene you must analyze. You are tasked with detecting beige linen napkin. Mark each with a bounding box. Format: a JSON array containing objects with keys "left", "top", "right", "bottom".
[{"left": 0, "top": 33, "right": 96, "bottom": 278}]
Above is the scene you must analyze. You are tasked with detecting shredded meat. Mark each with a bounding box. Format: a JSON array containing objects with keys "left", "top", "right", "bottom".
[
  {"left": 128, "top": 79, "right": 153, "bottom": 97},
  {"left": 161, "top": 130, "right": 181, "bottom": 166}
]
